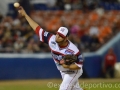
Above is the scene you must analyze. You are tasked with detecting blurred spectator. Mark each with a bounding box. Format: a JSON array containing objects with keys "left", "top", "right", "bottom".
[
  {"left": 56, "top": 0, "right": 65, "bottom": 10},
  {"left": 71, "top": 0, "right": 83, "bottom": 10},
  {"left": 64, "top": 0, "right": 72, "bottom": 11},
  {"left": 0, "top": 14, "right": 3, "bottom": 22},
  {"left": 89, "top": 24, "right": 99, "bottom": 36},
  {"left": 85, "top": 0, "right": 99, "bottom": 10},
  {"left": 81, "top": 31, "right": 91, "bottom": 52},
  {"left": 0, "top": 5, "right": 120, "bottom": 53},
  {"left": 89, "top": 34, "right": 100, "bottom": 51},
  {"left": 102, "top": 0, "right": 118, "bottom": 3},
  {"left": 13, "top": 38, "right": 24, "bottom": 53},
  {"left": 46, "top": 0, "right": 56, "bottom": 9},
  {"left": 102, "top": 48, "right": 117, "bottom": 78},
  {"left": 95, "top": 6, "right": 104, "bottom": 17},
  {"left": 70, "top": 25, "right": 80, "bottom": 37}
]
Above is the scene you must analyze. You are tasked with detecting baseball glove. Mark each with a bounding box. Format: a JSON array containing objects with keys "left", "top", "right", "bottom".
[{"left": 63, "top": 55, "right": 77, "bottom": 65}]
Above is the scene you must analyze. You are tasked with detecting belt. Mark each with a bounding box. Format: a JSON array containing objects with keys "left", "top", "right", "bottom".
[{"left": 62, "top": 70, "right": 75, "bottom": 74}]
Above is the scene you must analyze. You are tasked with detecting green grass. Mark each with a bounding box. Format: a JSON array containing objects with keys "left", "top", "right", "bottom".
[{"left": 0, "top": 79, "right": 120, "bottom": 90}]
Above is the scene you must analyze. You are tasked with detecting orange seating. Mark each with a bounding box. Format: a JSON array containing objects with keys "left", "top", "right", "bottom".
[{"left": 30, "top": 10, "right": 119, "bottom": 44}]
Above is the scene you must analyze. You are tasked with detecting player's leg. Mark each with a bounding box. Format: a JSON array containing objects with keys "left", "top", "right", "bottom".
[
  {"left": 60, "top": 71, "right": 65, "bottom": 80},
  {"left": 72, "top": 81, "right": 83, "bottom": 90},
  {"left": 59, "top": 70, "right": 83, "bottom": 90}
]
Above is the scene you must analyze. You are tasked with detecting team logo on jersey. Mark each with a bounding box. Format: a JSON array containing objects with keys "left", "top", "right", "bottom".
[
  {"left": 65, "top": 49, "right": 74, "bottom": 54},
  {"left": 52, "top": 53, "right": 62, "bottom": 60},
  {"left": 51, "top": 41, "right": 56, "bottom": 45},
  {"left": 51, "top": 41, "right": 56, "bottom": 49},
  {"left": 44, "top": 31, "right": 48, "bottom": 37}
]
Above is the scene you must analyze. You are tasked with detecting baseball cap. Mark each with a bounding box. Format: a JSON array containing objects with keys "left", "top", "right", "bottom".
[{"left": 57, "top": 27, "right": 69, "bottom": 38}]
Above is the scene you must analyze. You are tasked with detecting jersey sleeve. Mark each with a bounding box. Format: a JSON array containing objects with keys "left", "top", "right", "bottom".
[
  {"left": 75, "top": 52, "right": 84, "bottom": 68},
  {"left": 35, "top": 26, "right": 53, "bottom": 44}
]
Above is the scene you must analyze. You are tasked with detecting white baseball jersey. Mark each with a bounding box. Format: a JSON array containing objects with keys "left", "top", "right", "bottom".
[{"left": 35, "top": 26, "right": 84, "bottom": 71}]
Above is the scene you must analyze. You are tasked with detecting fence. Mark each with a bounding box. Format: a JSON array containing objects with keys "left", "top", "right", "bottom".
[{"left": 0, "top": 32, "right": 120, "bottom": 79}]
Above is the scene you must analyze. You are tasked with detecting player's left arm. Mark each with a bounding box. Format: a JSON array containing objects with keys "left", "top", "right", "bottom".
[
  {"left": 62, "top": 63, "right": 80, "bottom": 70},
  {"left": 69, "top": 63, "right": 81, "bottom": 70}
]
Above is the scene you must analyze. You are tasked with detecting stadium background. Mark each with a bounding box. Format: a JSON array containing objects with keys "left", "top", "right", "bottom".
[{"left": 0, "top": 0, "right": 120, "bottom": 90}]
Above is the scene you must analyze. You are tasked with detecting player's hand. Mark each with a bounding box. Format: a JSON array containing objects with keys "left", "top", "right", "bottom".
[
  {"left": 59, "top": 59, "right": 65, "bottom": 65},
  {"left": 18, "top": 6, "right": 27, "bottom": 17}
]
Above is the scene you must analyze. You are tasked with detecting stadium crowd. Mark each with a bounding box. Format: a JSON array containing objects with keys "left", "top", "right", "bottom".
[{"left": 0, "top": 0, "right": 120, "bottom": 53}]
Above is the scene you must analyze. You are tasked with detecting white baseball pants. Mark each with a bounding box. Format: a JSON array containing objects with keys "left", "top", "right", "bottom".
[{"left": 59, "top": 69, "right": 83, "bottom": 90}]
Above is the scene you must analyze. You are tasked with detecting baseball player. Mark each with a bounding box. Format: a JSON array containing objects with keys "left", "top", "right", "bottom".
[{"left": 17, "top": 6, "right": 84, "bottom": 90}]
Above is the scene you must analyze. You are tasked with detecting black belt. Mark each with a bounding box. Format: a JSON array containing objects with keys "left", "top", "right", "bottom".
[{"left": 62, "top": 70, "right": 75, "bottom": 73}]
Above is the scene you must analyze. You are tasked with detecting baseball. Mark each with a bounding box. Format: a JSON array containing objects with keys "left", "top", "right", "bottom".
[{"left": 14, "top": 2, "right": 20, "bottom": 8}]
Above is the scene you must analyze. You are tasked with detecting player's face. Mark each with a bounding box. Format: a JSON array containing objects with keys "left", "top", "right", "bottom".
[{"left": 55, "top": 33, "right": 65, "bottom": 43}]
